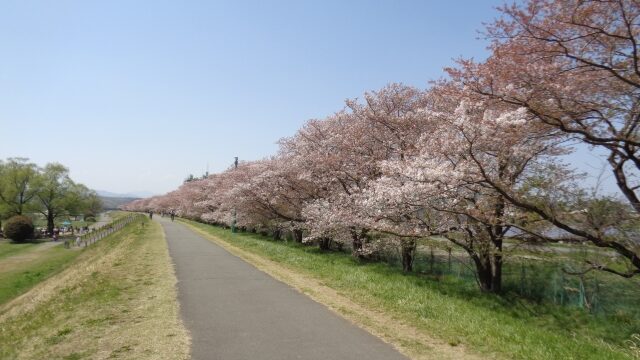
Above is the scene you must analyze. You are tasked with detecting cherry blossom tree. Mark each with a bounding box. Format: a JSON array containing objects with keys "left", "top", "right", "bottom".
[
  {"left": 449, "top": 0, "right": 640, "bottom": 277},
  {"left": 233, "top": 156, "right": 322, "bottom": 241},
  {"left": 358, "top": 84, "right": 565, "bottom": 291},
  {"left": 282, "top": 84, "right": 431, "bottom": 255}
]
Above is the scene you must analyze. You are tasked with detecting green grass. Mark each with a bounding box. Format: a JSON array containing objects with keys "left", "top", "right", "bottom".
[
  {"left": 182, "top": 219, "right": 638, "bottom": 360},
  {"left": 0, "top": 217, "right": 189, "bottom": 360},
  {"left": 396, "top": 238, "right": 640, "bottom": 316},
  {"left": 0, "top": 244, "right": 80, "bottom": 305},
  {"left": 0, "top": 211, "right": 135, "bottom": 306},
  {"left": 0, "top": 240, "right": 40, "bottom": 260},
  {"left": 105, "top": 210, "right": 130, "bottom": 221}
]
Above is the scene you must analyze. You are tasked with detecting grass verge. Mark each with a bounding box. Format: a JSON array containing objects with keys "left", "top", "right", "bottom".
[
  {"left": 0, "top": 241, "right": 40, "bottom": 260},
  {"left": 0, "top": 242, "right": 80, "bottom": 305},
  {"left": 0, "top": 218, "right": 190, "bottom": 360},
  {"left": 181, "top": 219, "right": 637, "bottom": 360}
]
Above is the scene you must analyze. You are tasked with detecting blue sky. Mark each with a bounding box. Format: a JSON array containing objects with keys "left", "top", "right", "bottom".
[{"left": 0, "top": 0, "right": 608, "bottom": 195}]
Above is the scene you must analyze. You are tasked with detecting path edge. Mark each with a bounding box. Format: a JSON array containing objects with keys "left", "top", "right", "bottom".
[
  {"left": 158, "top": 220, "right": 193, "bottom": 358},
  {"left": 179, "top": 220, "right": 485, "bottom": 360}
]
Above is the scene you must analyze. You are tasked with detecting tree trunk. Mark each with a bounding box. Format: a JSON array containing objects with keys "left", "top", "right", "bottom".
[
  {"left": 472, "top": 253, "right": 502, "bottom": 293},
  {"left": 401, "top": 239, "right": 416, "bottom": 273},
  {"left": 319, "top": 237, "right": 331, "bottom": 251},
  {"left": 490, "top": 192, "right": 505, "bottom": 293},
  {"left": 47, "top": 211, "right": 55, "bottom": 236},
  {"left": 351, "top": 231, "right": 363, "bottom": 258},
  {"left": 293, "top": 229, "right": 303, "bottom": 243},
  {"left": 477, "top": 265, "right": 493, "bottom": 292},
  {"left": 17, "top": 191, "right": 24, "bottom": 215},
  {"left": 491, "top": 250, "right": 503, "bottom": 293}
]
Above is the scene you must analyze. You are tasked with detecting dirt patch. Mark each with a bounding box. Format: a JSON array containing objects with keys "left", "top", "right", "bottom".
[{"left": 186, "top": 224, "right": 484, "bottom": 360}]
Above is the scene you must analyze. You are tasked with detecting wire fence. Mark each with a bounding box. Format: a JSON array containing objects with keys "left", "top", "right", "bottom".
[{"left": 378, "top": 243, "right": 640, "bottom": 318}]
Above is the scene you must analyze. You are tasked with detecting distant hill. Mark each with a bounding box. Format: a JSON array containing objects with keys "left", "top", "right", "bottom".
[{"left": 99, "top": 196, "right": 139, "bottom": 210}]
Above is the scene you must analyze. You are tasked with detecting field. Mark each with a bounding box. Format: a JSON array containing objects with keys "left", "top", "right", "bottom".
[
  {"left": 0, "top": 217, "right": 189, "bottom": 359},
  {"left": 181, "top": 219, "right": 639, "bottom": 360}
]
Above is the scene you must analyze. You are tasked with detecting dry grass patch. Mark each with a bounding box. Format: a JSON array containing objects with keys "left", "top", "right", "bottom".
[{"left": 0, "top": 219, "right": 190, "bottom": 360}]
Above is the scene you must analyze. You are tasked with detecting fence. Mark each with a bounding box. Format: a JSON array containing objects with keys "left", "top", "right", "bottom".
[
  {"left": 378, "top": 242, "right": 640, "bottom": 318},
  {"left": 63, "top": 213, "right": 145, "bottom": 249}
]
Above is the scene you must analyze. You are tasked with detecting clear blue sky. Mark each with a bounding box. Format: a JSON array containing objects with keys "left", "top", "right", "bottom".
[{"left": 0, "top": 0, "right": 608, "bottom": 196}]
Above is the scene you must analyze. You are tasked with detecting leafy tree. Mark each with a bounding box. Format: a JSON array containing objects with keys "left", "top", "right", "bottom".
[
  {"left": 82, "top": 190, "right": 104, "bottom": 219},
  {"left": 0, "top": 158, "right": 103, "bottom": 235},
  {"left": 33, "top": 163, "right": 77, "bottom": 235},
  {"left": 0, "top": 158, "right": 39, "bottom": 216}
]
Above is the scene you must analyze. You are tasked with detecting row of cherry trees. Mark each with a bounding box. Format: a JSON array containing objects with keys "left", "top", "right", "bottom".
[{"left": 124, "top": 0, "right": 640, "bottom": 293}]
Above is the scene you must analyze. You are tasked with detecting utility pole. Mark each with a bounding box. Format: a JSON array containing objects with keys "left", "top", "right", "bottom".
[{"left": 231, "top": 157, "right": 238, "bottom": 233}]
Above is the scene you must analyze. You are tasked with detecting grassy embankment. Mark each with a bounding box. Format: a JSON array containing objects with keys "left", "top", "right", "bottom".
[
  {"left": 0, "top": 218, "right": 189, "bottom": 360},
  {"left": 0, "top": 211, "right": 129, "bottom": 305},
  {"left": 181, "top": 219, "right": 638, "bottom": 360},
  {"left": 0, "top": 241, "right": 80, "bottom": 305}
]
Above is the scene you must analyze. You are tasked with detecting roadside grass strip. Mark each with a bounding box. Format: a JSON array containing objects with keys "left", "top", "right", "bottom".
[
  {"left": 0, "top": 219, "right": 190, "bottom": 360},
  {"left": 181, "top": 219, "right": 637, "bottom": 360}
]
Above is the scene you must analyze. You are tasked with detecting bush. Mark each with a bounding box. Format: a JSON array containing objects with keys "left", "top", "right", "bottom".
[{"left": 4, "top": 215, "right": 34, "bottom": 243}]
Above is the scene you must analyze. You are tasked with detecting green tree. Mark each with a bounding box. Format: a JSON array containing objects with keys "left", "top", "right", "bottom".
[
  {"left": 82, "top": 190, "right": 103, "bottom": 219},
  {"left": 33, "top": 163, "right": 77, "bottom": 235},
  {"left": 64, "top": 184, "right": 103, "bottom": 220},
  {"left": 34, "top": 167, "right": 104, "bottom": 234},
  {"left": 0, "top": 158, "right": 39, "bottom": 216}
]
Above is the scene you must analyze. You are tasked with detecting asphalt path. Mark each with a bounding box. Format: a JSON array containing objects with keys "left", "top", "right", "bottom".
[{"left": 158, "top": 217, "right": 407, "bottom": 360}]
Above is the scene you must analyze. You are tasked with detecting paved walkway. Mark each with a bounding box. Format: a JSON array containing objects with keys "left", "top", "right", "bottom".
[
  {"left": 158, "top": 218, "right": 407, "bottom": 360},
  {"left": 89, "top": 211, "right": 111, "bottom": 230}
]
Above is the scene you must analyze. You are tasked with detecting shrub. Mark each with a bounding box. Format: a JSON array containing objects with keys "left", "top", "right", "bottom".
[{"left": 4, "top": 215, "right": 34, "bottom": 243}]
